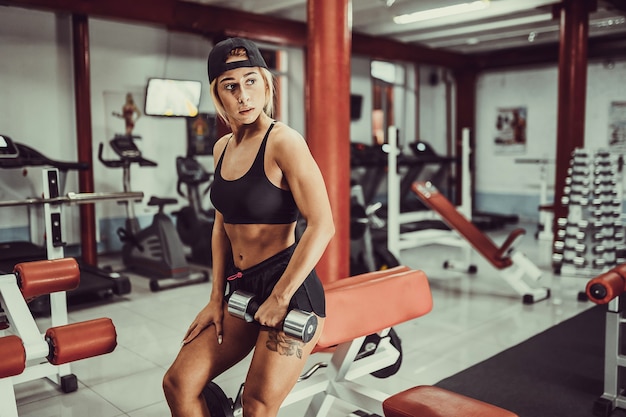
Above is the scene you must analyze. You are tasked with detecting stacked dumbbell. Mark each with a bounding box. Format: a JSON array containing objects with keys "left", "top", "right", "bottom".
[{"left": 552, "top": 149, "right": 625, "bottom": 275}]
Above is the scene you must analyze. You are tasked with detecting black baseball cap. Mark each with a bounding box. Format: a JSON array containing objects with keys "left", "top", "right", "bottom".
[{"left": 208, "top": 37, "right": 269, "bottom": 83}]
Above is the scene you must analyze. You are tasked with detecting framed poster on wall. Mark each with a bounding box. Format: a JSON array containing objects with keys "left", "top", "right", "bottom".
[
  {"left": 186, "top": 113, "right": 218, "bottom": 156},
  {"left": 609, "top": 101, "right": 626, "bottom": 152},
  {"left": 494, "top": 106, "right": 527, "bottom": 155}
]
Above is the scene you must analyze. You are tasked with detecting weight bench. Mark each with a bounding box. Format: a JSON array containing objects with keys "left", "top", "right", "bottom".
[
  {"left": 206, "top": 266, "right": 519, "bottom": 416},
  {"left": 306, "top": 265, "right": 434, "bottom": 416},
  {"left": 382, "top": 385, "right": 518, "bottom": 417},
  {"left": 0, "top": 258, "right": 118, "bottom": 417},
  {"left": 411, "top": 181, "right": 550, "bottom": 304},
  {"left": 586, "top": 263, "right": 626, "bottom": 417},
  {"left": 205, "top": 266, "right": 433, "bottom": 416}
]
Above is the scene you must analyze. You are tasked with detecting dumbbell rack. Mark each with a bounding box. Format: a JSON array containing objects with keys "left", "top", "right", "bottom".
[{"left": 552, "top": 148, "right": 626, "bottom": 276}]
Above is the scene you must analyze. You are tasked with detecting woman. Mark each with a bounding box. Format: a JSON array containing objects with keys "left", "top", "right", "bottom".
[{"left": 163, "top": 37, "right": 335, "bottom": 417}]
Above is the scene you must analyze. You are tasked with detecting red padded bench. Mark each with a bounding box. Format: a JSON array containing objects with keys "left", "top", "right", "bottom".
[
  {"left": 280, "top": 266, "right": 433, "bottom": 415},
  {"left": 411, "top": 181, "right": 550, "bottom": 304},
  {"left": 411, "top": 182, "right": 523, "bottom": 270},
  {"left": 586, "top": 263, "right": 626, "bottom": 304},
  {"left": 0, "top": 258, "right": 118, "bottom": 417},
  {"left": 383, "top": 386, "right": 518, "bottom": 417}
]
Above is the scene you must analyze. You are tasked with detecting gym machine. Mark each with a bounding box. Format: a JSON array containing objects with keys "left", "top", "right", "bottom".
[
  {"left": 386, "top": 128, "right": 473, "bottom": 261},
  {"left": 402, "top": 140, "right": 517, "bottom": 231},
  {"left": 350, "top": 140, "right": 453, "bottom": 215},
  {"left": 350, "top": 142, "right": 390, "bottom": 208},
  {"left": 174, "top": 154, "right": 214, "bottom": 266},
  {"left": 514, "top": 157, "right": 555, "bottom": 241},
  {"left": 349, "top": 182, "right": 399, "bottom": 275},
  {"left": 412, "top": 181, "right": 550, "bottom": 304},
  {"left": 202, "top": 266, "right": 432, "bottom": 417},
  {"left": 0, "top": 136, "right": 87, "bottom": 264},
  {"left": 586, "top": 264, "right": 626, "bottom": 417},
  {"left": 401, "top": 140, "right": 456, "bottom": 213},
  {"left": 0, "top": 257, "right": 118, "bottom": 417},
  {"left": 0, "top": 161, "right": 119, "bottom": 415},
  {"left": 98, "top": 134, "right": 209, "bottom": 291},
  {"left": 0, "top": 136, "right": 138, "bottom": 313}
]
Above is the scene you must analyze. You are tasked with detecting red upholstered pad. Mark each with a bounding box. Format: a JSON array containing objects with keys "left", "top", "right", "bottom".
[
  {"left": 412, "top": 182, "right": 513, "bottom": 270},
  {"left": 45, "top": 318, "right": 117, "bottom": 365},
  {"left": 324, "top": 266, "right": 410, "bottom": 292},
  {"left": 315, "top": 269, "right": 432, "bottom": 349},
  {"left": 0, "top": 335, "right": 26, "bottom": 378},
  {"left": 382, "top": 386, "right": 518, "bottom": 417},
  {"left": 586, "top": 264, "right": 626, "bottom": 304},
  {"left": 15, "top": 258, "right": 80, "bottom": 300}
]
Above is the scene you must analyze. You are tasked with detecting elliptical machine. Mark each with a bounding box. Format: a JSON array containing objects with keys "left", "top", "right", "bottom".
[
  {"left": 98, "top": 134, "right": 209, "bottom": 291},
  {"left": 174, "top": 155, "right": 214, "bottom": 266}
]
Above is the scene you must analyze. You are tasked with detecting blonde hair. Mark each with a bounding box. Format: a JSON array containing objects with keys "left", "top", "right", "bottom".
[{"left": 210, "top": 47, "right": 275, "bottom": 126}]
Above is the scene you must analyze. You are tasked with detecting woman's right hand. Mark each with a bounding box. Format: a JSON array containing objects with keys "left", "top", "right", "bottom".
[{"left": 182, "top": 300, "right": 224, "bottom": 345}]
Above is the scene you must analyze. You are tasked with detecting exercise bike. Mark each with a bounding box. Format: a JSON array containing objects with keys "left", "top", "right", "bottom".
[
  {"left": 173, "top": 155, "right": 214, "bottom": 266},
  {"left": 350, "top": 182, "right": 400, "bottom": 275},
  {"left": 98, "top": 134, "right": 209, "bottom": 291}
]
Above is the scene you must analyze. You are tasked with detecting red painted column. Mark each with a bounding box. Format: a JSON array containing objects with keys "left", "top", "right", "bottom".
[
  {"left": 72, "top": 14, "right": 97, "bottom": 266},
  {"left": 306, "top": 0, "right": 351, "bottom": 283},
  {"left": 553, "top": 0, "right": 592, "bottom": 234}
]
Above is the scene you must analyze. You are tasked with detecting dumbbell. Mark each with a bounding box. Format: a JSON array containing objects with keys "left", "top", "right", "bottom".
[{"left": 228, "top": 290, "right": 317, "bottom": 343}]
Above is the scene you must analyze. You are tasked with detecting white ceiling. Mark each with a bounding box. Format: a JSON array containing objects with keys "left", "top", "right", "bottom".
[{"left": 187, "top": 0, "right": 626, "bottom": 54}]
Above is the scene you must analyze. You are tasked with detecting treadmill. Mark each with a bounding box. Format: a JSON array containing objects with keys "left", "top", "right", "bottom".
[{"left": 0, "top": 134, "right": 131, "bottom": 315}]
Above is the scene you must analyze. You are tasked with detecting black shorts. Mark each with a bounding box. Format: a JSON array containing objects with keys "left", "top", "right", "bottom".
[{"left": 224, "top": 244, "right": 326, "bottom": 318}]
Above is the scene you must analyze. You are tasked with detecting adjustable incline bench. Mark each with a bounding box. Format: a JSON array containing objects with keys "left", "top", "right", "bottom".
[
  {"left": 586, "top": 264, "right": 626, "bottom": 417},
  {"left": 0, "top": 258, "right": 118, "bottom": 417},
  {"left": 205, "top": 266, "right": 517, "bottom": 417},
  {"left": 411, "top": 181, "right": 550, "bottom": 304}
]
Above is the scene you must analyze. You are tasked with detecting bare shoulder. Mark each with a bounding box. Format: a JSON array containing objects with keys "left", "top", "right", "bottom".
[
  {"left": 269, "top": 123, "right": 317, "bottom": 177},
  {"left": 269, "top": 122, "right": 308, "bottom": 153},
  {"left": 212, "top": 133, "right": 232, "bottom": 160}
]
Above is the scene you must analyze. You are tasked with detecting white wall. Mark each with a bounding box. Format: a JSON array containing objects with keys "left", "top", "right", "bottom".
[
  {"left": 475, "top": 60, "right": 626, "bottom": 220},
  {"left": 476, "top": 66, "right": 558, "bottom": 195}
]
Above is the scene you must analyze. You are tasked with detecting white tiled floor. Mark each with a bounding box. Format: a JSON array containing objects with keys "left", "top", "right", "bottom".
[{"left": 6, "top": 221, "right": 595, "bottom": 416}]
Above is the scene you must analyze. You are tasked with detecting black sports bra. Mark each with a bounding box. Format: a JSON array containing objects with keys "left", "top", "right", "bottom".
[{"left": 210, "top": 122, "right": 299, "bottom": 224}]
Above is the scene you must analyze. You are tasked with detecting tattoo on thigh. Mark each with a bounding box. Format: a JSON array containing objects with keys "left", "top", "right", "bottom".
[{"left": 266, "top": 329, "right": 305, "bottom": 358}]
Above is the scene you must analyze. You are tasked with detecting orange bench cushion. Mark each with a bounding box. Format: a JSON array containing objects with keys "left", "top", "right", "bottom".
[
  {"left": 315, "top": 268, "right": 432, "bottom": 350},
  {"left": 383, "top": 386, "right": 518, "bottom": 417}
]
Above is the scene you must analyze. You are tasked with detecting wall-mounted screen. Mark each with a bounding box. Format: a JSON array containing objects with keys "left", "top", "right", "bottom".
[{"left": 144, "top": 78, "right": 202, "bottom": 117}]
